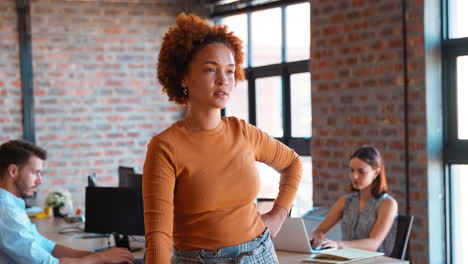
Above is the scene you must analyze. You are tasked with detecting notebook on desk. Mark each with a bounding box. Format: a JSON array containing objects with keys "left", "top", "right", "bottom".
[{"left": 300, "top": 248, "right": 384, "bottom": 263}]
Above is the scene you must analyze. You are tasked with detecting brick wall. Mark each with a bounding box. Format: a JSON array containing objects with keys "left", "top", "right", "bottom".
[
  {"left": 406, "top": 0, "right": 429, "bottom": 263},
  {"left": 28, "top": 0, "right": 190, "bottom": 207},
  {"left": 0, "top": 0, "right": 23, "bottom": 142},
  {"left": 310, "top": 0, "right": 429, "bottom": 262}
]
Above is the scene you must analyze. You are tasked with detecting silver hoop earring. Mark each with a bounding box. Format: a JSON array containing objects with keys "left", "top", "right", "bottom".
[{"left": 182, "top": 88, "right": 188, "bottom": 96}]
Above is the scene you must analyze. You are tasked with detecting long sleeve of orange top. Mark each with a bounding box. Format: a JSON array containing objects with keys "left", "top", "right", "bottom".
[
  {"left": 143, "top": 117, "right": 302, "bottom": 263},
  {"left": 142, "top": 137, "right": 176, "bottom": 263}
]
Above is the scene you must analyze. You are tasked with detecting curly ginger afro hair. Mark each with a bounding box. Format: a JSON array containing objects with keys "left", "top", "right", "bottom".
[{"left": 157, "top": 13, "right": 245, "bottom": 105}]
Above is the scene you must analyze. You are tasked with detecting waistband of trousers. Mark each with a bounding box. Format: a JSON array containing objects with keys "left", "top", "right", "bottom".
[{"left": 173, "top": 228, "right": 270, "bottom": 259}]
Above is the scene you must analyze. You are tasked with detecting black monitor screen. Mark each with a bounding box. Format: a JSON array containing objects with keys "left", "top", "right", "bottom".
[
  {"left": 119, "top": 173, "right": 142, "bottom": 190},
  {"left": 85, "top": 187, "right": 144, "bottom": 236}
]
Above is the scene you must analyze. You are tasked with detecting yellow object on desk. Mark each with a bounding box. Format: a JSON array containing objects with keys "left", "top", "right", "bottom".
[
  {"left": 27, "top": 206, "right": 51, "bottom": 219},
  {"left": 29, "top": 212, "right": 50, "bottom": 219}
]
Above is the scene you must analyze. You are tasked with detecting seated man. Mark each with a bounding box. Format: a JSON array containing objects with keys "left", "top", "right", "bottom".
[{"left": 0, "top": 140, "right": 135, "bottom": 264}]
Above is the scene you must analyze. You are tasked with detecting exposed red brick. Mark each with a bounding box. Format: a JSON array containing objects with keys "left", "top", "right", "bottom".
[{"left": 311, "top": 0, "right": 428, "bottom": 260}]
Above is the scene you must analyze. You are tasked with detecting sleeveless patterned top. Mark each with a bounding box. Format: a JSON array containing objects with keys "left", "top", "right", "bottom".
[{"left": 341, "top": 193, "right": 396, "bottom": 255}]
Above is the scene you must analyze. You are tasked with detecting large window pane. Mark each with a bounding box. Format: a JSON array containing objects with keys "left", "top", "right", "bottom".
[
  {"left": 221, "top": 14, "right": 248, "bottom": 67},
  {"left": 449, "top": 0, "right": 468, "bottom": 39},
  {"left": 291, "top": 73, "right": 311, "bottom": 138},
  {"left": 256, "top": 77, "right": 283, "bottom": 137},
  {"left": 251, "top": 8, "right": 282, "bottom": 66},
  {"left": 225, "top": 81, "right": 248, "bottom": 121},
  {"left": 256, "top": 156, "right": 312, "bottom": 217},
  {"left": 286, "top": 3, "right": 310, "bottom": 62},
  {"left": 451, "top": 165, "right": 468, "bottom": 264},
  {"left": 457, "top": 56, "right": 468, "bottom": 139}
]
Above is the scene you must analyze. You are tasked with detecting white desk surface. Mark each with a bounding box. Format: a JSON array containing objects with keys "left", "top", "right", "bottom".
[{"left": 33, "top": 217, "right": 409, "bottom": 264}]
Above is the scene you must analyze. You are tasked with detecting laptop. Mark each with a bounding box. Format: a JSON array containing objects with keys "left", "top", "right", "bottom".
[{"left": 273, "top": 217, "right": 340, "bottom": 254}]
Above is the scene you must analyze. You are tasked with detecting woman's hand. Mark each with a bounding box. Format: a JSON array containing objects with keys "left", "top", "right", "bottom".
[
  {"left": 310, "top": 230, "right": 325, "bottom": 249},
  {"left": 260, "top": 205, "right": 288, "bottom": 238},
  {"left": 317, "top": 239, "right": 341, "bottom": 250}
]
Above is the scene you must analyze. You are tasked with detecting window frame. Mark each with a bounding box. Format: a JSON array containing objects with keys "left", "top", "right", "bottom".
[
  {"left": 214, "top": 0, "right": 311, "bottom": 156},
  {"left": 442, "top": 0, "right": 468, "bottom": 262},
  {"left": 443, "top": 37, "right": 468, "bottom": 164}
]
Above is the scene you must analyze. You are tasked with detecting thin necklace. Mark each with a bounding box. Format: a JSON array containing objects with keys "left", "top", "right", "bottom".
[{"left": 183, "top": 118, "right": 221, "bottom": 131}]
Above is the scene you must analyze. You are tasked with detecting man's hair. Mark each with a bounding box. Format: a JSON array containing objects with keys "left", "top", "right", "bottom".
[{"left": 0, "top": 140, "right": 47, "bottom": 179}]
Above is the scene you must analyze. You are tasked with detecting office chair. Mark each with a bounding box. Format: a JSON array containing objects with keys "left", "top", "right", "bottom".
[
  {"left": 389, "top": 215, "right": 414, "bottom": 260},
  {"left": 118, "top": 166, "right": 135, "bottom": 188},
  {"left": 256, "top": 198, "right": 292, "bottom": 216}
]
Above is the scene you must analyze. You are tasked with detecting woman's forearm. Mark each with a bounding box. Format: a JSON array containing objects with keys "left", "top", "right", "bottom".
[{"left": 337, "top": 238, "right": 381, "bottom": 251}]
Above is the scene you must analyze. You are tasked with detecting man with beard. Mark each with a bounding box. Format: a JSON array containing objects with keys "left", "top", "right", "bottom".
[{"left": 0, "top": 140, "right": 135, "bottom": 264}]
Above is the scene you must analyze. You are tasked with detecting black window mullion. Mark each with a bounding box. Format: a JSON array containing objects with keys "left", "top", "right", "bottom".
[
  {"left": 289, "top": 138, "right": 311, "bottom": 156},
  {"left": 445, "top": 45, "right": 458, "bottom": 150},
  {"left": 287, "top": 60, "right": 310, "bottom": 74},
  {"left": 443, "top": 37, "right": 468, "bottom": 164},
  {"left": 283, "top": 67, "right": 291, "bottom": 145},
  {"left": 247, "top": 70, "right": 256, "bottom": 126},
  {"left": 210, "top": 0, "right": 309, "bottom": 19}
]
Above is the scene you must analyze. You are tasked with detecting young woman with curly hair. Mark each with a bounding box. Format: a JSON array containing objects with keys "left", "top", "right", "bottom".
[
  {"left": 309, "top": 146, "right": 398, "bottom": 255},
  {"left": 143, "top": 13, "right": 302, "bottom": 263}
]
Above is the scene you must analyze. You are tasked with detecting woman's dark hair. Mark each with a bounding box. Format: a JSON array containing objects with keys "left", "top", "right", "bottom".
[
  {"left": 349, "top": 145, "right": 387, "bottom": 198},
  {"left": 157, "top": 13, "right": 245, "bottom": 105},
  {"left": 0, "top": 140, "right": 47, "bottom": 179}
]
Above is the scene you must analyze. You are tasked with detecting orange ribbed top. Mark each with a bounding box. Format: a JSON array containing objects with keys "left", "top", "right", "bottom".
[{"left": 142, "top": 116, "right": 302, "bottom": 263}]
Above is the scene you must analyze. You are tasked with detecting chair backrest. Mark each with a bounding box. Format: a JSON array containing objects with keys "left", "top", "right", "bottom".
[
  {"left": 389, "top": 214, "right": 414, "bottom": 260},
  {"left": 118, "top": 166, "right": 135, "bottom": 188},
  {"left": 256, "top": 198, "right": 292, "bottom": 216}
]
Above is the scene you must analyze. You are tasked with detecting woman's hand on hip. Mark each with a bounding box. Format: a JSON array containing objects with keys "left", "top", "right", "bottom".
[{"left": 260, "top": 205, "right": 288, "bottom": 238}]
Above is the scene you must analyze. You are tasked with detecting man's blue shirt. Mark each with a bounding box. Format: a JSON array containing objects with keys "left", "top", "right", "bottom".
[{"left": 0, "top": 187, "right": 59, "bottom": 264}]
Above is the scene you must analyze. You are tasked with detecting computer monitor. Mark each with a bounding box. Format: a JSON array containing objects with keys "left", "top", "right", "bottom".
[
  {"left": 118, "top": 166, "right": 135, "bottom": 188},
  {"left": 85, "top": 187, "right": 144, "bottom": 250},
  {"left": 120, "top": 173, "right": 142, "bottom": 191}
]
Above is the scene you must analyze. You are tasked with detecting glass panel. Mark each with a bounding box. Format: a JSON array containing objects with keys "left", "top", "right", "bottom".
[
  {"left": 451, "top": 165, "right": 468, "bottom": 264},
  {"left": 292, "top": 156, "right": 313, "bottom": 217},
  {"left": 457, "top": 56, "right": 468, "bottom": 139},
  {"left": 286, "top": 3, "right": 310, "bottom": 61},
  {"left": 256, "top": 162, "right": 280, "bottom": 199},
  {"left": 449, "top": 0, "right": 468, "bottom": 39},
  {"left": 255, "top": 76, "right": 283, "bottom": 137},
  {"left": 291, "top": 73, "right": 312, "bottom": 138},
  {"left": 251, "top": 8, "right": 282, "bottom": 66},
  {"left": 225, "top": 81, "right": 249, "bottom": 121},
  {"left": 256, "top": 156, "right": 312, "bottom": 217},
  {"left": 221, "top": 14, "right": 248, "bottom": 67}
]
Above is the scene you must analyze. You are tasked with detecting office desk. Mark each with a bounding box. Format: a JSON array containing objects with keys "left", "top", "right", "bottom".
[
  {"left": 276, "top": 251, "right": 409, "bottom": 263},
  {"left": 34, "top": 218, "right": 408, "bottom": 264},
  {"left": 33, "top": 217, "right": 145, "bottom": 258}
]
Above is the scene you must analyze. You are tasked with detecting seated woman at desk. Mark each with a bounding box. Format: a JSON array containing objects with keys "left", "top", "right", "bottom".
[{"left": 310, "top": 146, "right": 397, "bottom": 253}]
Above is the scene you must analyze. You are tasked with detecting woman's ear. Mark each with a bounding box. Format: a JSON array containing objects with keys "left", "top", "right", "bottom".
[
  {"left": 374, "top": 167, "right": 381, "bottom": 179},
  {"left": 181, "top": 74, "right": 188, "bottom": 88}
]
